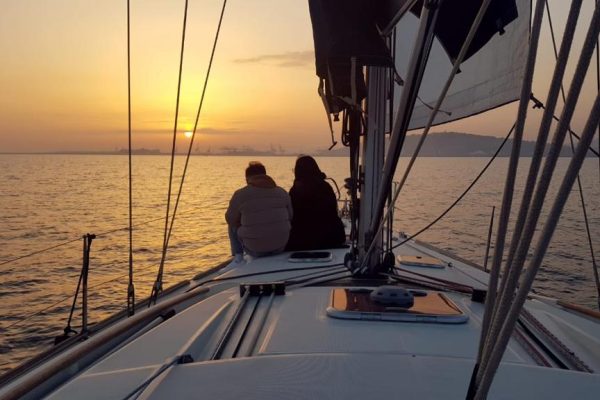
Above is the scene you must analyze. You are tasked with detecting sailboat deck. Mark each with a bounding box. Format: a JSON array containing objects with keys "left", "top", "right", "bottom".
[
  {"left": 39, "top": 241, "right": 600, "bottom": 399},
  {"left": 49, "top": 354, "right": 600, "bottom": 399}
]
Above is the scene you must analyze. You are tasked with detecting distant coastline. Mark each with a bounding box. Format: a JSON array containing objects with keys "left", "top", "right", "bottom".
[
  {"left": 315, "top": 132, "right": 595, "bottom": 158},
  {"left": 1, "top": 132, "right": 596, "bottom": 157}
]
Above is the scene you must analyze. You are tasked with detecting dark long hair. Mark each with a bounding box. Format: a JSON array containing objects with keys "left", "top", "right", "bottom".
[{"left": 294, "top": 155, "right": 326, "bottom": 180}]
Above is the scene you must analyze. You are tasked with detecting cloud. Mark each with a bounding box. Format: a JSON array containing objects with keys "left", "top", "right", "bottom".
[{"left": 233, "top": 50, "right": 314, "bottom": 68}]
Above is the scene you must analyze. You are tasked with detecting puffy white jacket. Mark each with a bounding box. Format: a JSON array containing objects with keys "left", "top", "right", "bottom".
[{"left": 225, "top": 174, "right": 293, "bottom": 254}]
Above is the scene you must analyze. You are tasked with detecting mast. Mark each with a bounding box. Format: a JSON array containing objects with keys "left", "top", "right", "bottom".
[
  {"left": 309, "top": 0, "right": 524, "bottom": 275},
  {"left": 358, "top": 0, "right": 441, "bottom": 274},
  {"left": 357, "top": 67, "right": 387, "bottom": 269}
]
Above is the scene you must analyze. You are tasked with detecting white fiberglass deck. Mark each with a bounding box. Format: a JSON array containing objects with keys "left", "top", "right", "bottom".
[{"left": 38, "top": 241, "right": 600, "bottom": 400}]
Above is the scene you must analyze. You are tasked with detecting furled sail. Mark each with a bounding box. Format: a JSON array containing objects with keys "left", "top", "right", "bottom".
[
  {"left": 309, "top": 0, "right": 394, "bottom": 115},
  {"left": 392, "top": 0, "right": 529, "bottom": 129},
  {"left": 309, "top": 0, "right": 529, "bottom": 129}
]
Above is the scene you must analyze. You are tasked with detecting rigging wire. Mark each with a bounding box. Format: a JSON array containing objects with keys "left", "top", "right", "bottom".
[
  {"left": 7, "top": 204, "right": 223, "bottom": 329},
  {"left": 3, "top": 262, "right": 345, "bottom": 333},
  {"left": 152, "top": 0, "right": 228, "bottom": 305},
  {"left": 0, "top": 203, "right": 218, "bottom": 271},
  {"left": 162, "top": 0, "right": 228, "bottom": 270},
  {"left": 152, "top": 0, "right": 190, "bottom": 305},
  {"left": 530, "top": 94, "right": 600, "bottom": 157},
  {"left": 3, "top": 294, "right": 75, "bottom": 331},
  {"left": 89, "top": 226, "right": 231, "bottom": 291},
  {"left": 546, "top": 0, "right": 600, "bottom": 308},
  {"left": 95, "top": 203, "right": 214, "bottom": 238},
  {"left": 391, "top": 122, "right": 515, "bottom": 251},
  {"left": 3, "top": 264, "right": 137, "bottom": 331},
  {"left": 0, "top": 237, "right": 82, "bottom": 268},
  {"left": 126, "top": 0, "right": 135, "bottom": 316},
  {"left": 3, "top": 241, "right": 221, "bottom": 332}
]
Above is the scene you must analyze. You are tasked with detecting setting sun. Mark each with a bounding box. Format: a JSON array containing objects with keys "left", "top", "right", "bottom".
[{"left": 184, "top": 131, "right": 193, "bottom": 139}]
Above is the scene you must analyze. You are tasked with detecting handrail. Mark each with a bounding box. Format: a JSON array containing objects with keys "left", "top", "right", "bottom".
[{"left": 557, "top": 300, "right": 600, "bottom": 321}]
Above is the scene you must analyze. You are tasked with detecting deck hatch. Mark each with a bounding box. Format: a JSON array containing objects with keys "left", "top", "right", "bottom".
[
  {"left": 398, "top": 255, "right": 445, "bottom": 269},
  {"left": 327, "top": 288, "right": 468, "bottom": 324}
]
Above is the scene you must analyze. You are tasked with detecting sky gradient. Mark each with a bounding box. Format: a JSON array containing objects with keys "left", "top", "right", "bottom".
[{"left": 0, "top": 0, "right": 596, "bottom": 153}]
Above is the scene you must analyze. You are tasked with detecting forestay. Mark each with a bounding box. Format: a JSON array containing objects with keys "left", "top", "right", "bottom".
[{"left": 392, "top": 0, "right": 530, "bottom": 129}]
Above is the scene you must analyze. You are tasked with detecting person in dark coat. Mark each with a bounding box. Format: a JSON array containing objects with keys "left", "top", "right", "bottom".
[{"left": 286, "top": 155, "right": 346, "bottom": 251}]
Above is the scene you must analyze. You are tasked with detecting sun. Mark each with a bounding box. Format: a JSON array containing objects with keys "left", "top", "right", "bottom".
[{"left": 184, "top": 131, "right": 193, "bottom": 139}]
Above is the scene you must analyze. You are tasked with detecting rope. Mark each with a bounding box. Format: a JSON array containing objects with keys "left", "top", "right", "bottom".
[
  {"left": 475, "top": 93, "right": 600, "bottom": 400},
  {"left": 486, "top": 0, "right": 594, "bottom": 371},
  {"left": 393, "top": 266, "right": 473, "bottom": 292},
  {"left": 476, "top": 0, "right": 548, "bottom": 378},
  {"left": 472, "top": 0, "right": 549, "bottom": 394},
  {"left": 473, "top": 2, "right": 564, "bottom": 378},
  {"left": 280, "top": 265, "right": 349, "bottom": 284},
  {"left": 546, "top": 0, "right": 600, "bottom": 309},
  {"left": 489, "top": 0, "right": 582, "bottom": 353},
  {"left": 391, "top": 121, "right": 514, "bottom": 251},
  {"left": 383, "top": 272, "right": 469, "bottom": 294},
  {"left": 474, "top": 5, "right": 600, "bottom": 397},
  {"left": 152, "top": 0, "right": 190, "bottom": 305},
  {"left": 187, "top": 263, "right": 346, "bottom": 292},
  {"left": 126, "top": 0, "right": 135, "bottom": 317},
  {"left": 285, "top": 269, "right": 351, "bottom": 287},
  {"left": 122, "top": 355, "right": 183, "bottom": 400}
]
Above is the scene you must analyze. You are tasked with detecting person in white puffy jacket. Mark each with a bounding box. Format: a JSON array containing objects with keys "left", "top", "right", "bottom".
[{"left": 225, "top": 161, "right": 293, "bottom": 260}]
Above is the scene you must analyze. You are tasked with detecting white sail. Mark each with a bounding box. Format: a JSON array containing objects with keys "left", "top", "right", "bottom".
[{"left": 391, "top": 0, "right": 530, "bottom": 130}]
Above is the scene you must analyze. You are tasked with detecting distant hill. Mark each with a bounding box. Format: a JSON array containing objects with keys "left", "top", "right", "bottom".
[{"left": 315, "top": 132, "right": 591, "bottom": 157}]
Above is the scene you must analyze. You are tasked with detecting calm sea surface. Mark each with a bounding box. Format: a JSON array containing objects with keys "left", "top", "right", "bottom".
[{"left": 0, "top": 154, "right": 599, "bottom": 373}]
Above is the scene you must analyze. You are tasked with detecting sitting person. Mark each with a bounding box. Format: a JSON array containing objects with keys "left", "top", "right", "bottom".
[
  {"left": 286, "top": 155, "right": 346, "bottom": 251},
  {"left": 225, "top": 161, "right": 292, "bottom": 260}
]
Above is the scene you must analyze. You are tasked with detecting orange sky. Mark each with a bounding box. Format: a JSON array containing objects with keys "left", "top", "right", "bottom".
[{"left": 0, "top": 0, "right": 596, "bottom": 153}]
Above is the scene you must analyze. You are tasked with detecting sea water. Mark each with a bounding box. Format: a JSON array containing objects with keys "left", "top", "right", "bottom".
[{"left": 0, "top": 154, "right": 599, "bottom": 373}]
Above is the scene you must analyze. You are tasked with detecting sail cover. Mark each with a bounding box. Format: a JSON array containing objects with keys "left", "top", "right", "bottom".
[
  {"left": 392, "top": 0, "right": 530, "bottom": 129},
  {"left": 309, "top": 0, "right": 394, "bottom": 114}
]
